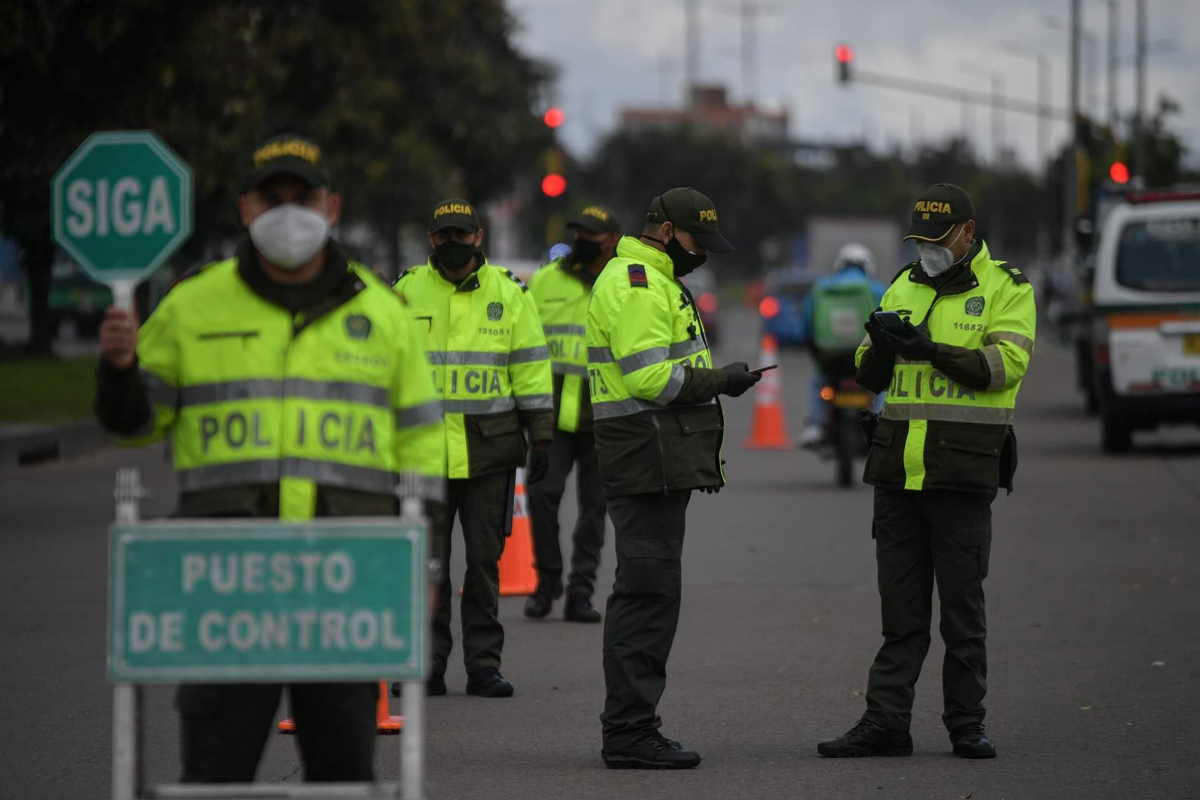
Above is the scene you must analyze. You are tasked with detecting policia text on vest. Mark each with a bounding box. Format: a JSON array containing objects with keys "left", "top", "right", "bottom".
[{"left": 819, "top": 183, "right": 1034, "bottom": 761}]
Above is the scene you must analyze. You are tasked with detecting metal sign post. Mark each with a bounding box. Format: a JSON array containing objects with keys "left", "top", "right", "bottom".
[{"left": 108, "top": 470, "right": 429, "bottom": 799}]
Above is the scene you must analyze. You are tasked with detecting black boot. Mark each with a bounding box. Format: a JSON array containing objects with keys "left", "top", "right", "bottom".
[
  {"left": 466, "top": 667, "right": 514, "bottom": 698},
  {"left": 817, "top": 719, "right": 913, "bottom": 757},
  {"left": 564, "top": 593, "right": 602, "bottom": 623},
  {"left": 523, "top": 581, "right": 562, "bottom": 619},
  {"left": 602, "top": 733, "right": 701, "bottom": 770},
  {"left": 950, "top": 722, "right": 996, "bottom": 759}
]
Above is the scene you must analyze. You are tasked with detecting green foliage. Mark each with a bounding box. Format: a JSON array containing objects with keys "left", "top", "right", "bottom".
[{"left": 0, "top": 357, "right": 95, "bottom": 422}]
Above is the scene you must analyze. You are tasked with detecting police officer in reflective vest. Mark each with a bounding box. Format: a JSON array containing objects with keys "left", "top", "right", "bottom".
[
  {"left": 818, "top": 184, "right": 1035, "bottom": 761},
  {"left": 524, "top": 205, "right": 622, "bottom": 623},
  {"left": 94, "top": 134, "right": 446, "bottom": 783},
  {"left": 393, "top": 199, "right": 554, "bottom": 698},
  {"left": 588, "top": 187, "right": 761, "bottom": 769}
]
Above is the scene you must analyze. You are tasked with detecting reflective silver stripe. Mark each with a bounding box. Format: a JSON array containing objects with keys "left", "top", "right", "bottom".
[
  {"left": 516, "top": 393, "right": 554, "bottom": 410},
  {"left": 618, "top": 346, "right": 670, "bottom": 374},
  {"left": 442, "top": 396, "right": 518, "bottom": 414},
  {"left": 176, "top": 460, "right": 280, "bottom": 491},
  {"left": 426, "top": 351, "right": 509, "bottom": 366},
  {"left": 654, "top": 363, "right": 685, "bottom": 404},
  {"left": 982, "top": 344, "right": 1006, "bottom": 392},
  {"left": 141, "top": 370, "right": 178, "bottom": 409},
  {"left": 399, "top": 471, "right": 446, "bottom": 503},
  {"left": 395, "top": 400, "right": 444, "bottom": 428},
  {"left": 552, "top": 362, "right": 588, "bottom": 376},
  {"left": 544, "top": 324, "right": 586, "bottom": 336},
  {"left": 177, "top": 378, "right": 388, "bottom": 408},
  {"left": 668, "top": 338, "right": 706, "bottom": 360},
  {"left": 984, "top": 331, "right": 1035, "bottom": 354},
  {"left": 895, "top": 356, "right": 932, "bottom": 366},
  {"left": 859, "top": 334, "right": 873, "bottom": 350},
  {"left": 282, "top": 458, "right": 397, "bottom": 494},
  {"left": 882, "top": 403, "right": 1014, "bottom": 424},
  {"left": 588, "top": 346, "right": 615, "bottom": 364},
  {"left": 509, "top": 346, "right": 550, "bottom": 364},
  {"left": 592, "top": 397, "right": 661, "bottom": 419}
]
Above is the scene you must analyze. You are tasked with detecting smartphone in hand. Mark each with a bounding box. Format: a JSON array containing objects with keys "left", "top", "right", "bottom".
[
  {"left": 749, "top": 364, "right": 778, "bottom": 375},
  {"left": 871, "top": 311, "right": 909, "bottom": 332}
]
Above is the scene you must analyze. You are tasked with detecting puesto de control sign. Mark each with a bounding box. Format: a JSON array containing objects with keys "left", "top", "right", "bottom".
[{"left": 107, "top": 520, "right": 426, "bottom": 682}]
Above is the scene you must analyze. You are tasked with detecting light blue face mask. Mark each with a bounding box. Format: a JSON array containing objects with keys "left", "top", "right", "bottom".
[{"left": 917, "top": 225, "right": 965, "bottom": 276}]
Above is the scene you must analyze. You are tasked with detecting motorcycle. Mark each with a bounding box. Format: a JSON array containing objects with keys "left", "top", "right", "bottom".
[{"left": 815, "top": 358, "right": 874, "bottom": 487}]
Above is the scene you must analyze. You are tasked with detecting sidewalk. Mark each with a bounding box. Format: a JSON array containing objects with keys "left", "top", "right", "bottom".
[{"left": 0, "top": 418, "right": 112, "bottom": 470}]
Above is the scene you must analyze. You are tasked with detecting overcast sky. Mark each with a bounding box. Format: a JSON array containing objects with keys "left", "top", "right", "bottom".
[{"left": 509, "top": 0, "right": 1200, "bottom": 171}]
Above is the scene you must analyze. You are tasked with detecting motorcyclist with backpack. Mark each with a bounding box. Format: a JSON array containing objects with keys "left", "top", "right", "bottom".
[{"left": 796, "top": 243, "right": 888, "bottom": 448}]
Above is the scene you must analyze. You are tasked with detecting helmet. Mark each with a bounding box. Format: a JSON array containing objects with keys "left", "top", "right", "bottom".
[{"left": 834, "top": 243, "right": 875, "bottom": 275}]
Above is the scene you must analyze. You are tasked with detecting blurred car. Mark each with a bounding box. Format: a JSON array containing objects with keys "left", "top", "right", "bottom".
[
  {"left": 1085, "top": 189, "right": 1200, "bottom": 452},
  {"left": 681, "top": 266, "right": 720, "bottom": 346},
  {"left": 757, "top": 268, "right": 818, "bottom": 346}
]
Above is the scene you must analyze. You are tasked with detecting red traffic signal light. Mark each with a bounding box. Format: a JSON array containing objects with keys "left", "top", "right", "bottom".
[
  {"left": 543, "top": 108, "right": 565, "bottom": 129},
  {"left": 835, "top": 43, "right": 854, "bottom": 84},
  {"left": 542, "top": 173, "right": 567, "bottom": 197},
  {"left": 1109, "top": 161, "right": 1130, "bottom": 184}
]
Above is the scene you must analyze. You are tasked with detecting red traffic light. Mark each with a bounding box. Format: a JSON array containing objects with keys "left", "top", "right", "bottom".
[
  {"left": 542, "top": 173, "right": 567, "bottom": 197},
  {"left": 543, "top": 108, "right": 565, "bottom": 129},
  {"left": 1109, "top": 161, "right": 1130, "bottom": 184},
  {"left": 835, "top": 44, "right": 854, "bottom": 64}
]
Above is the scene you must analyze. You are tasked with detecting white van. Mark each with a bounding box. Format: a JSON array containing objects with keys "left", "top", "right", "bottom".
[{"left": 1091, "top": 194, "right": 1200, "bottom": 451}]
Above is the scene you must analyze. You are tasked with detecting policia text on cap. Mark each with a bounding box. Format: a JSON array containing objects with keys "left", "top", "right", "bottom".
[
  {"left": 95, "top": 133, "right": 446, "bottom": 783},
  {"left": 588, "top": 187, "right": 762, "bottom": 770},
  {"left": 817, "top": 183, "right": 1036, "bottom": 761}
]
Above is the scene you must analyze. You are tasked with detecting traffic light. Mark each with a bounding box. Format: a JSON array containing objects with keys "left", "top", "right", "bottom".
[
  {"left": 835, "top": 43, "right": 854, "bottom": 84},
  {"left": 1109, "top": 161, "right": 1130, "bottom": 184},
  {"left": 541, "top": 174, "right": 567, "bottom": 197},
  {"left": 543, "top": 107, "right": 565, "bottom": 129},
  {"left": 541, "top": 108, "right": 567, "bottom": 197}
]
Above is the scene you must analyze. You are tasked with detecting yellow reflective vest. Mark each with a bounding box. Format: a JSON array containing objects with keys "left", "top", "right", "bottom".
[
  {"left": 118, "top": 250, "right": 446, "bottom": 521},
  {"left": 394, "top": 256, "right": 554, "bottom": 479},
  {"left": 856, "top": 241, "right": 1036, "bottom": 492},
  {"left": 587, "top": 236, "right": 725, "bottom": 497},
  {"left": 528, "top": 257, "right": 593, "bottom": 433}
]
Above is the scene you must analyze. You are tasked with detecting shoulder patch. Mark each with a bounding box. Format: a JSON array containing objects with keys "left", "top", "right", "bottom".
[
  {"left": 996, "top": 261, "right": 1029, "bottom": 285},
  {"left": 891, "top": 262, "right": 917, "bottom": 285},
  {"left": 627, "top": 264, "right": 648, "bottom": 288},
  {"left": 501, "top": 267, "right": 528, "bottom": 292}
]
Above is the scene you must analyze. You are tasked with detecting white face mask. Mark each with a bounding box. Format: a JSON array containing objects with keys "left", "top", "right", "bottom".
[
  {"left": 917, "top": 225, "right": 966, "bottom": 276},
  {"left": 249, "top": 203, "right": 330, "bottom": 269}
]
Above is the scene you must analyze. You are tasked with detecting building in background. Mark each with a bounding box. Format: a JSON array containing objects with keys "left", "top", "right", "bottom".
[{"left": 620, "top": 84, "right": 788, "bottom": 146}]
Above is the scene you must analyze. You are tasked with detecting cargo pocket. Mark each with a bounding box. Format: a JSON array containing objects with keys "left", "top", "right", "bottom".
[
  {"left": 863, "top": 420, "right": 904, "bottom": 486},
  {"left": 615, "top": 536, "right": 679, "bottom": 597},
  {"left": 469, "top": 412, "right": 526, "bottom": 474},
  {"left": 932, "top": 425, "right": 1006, "bottom": 490},
  {"left": 666, "top": 404, "right": 724, "bottom": 486},
  {"left": 936, "top": 522, "right": 992, "bottom": 584}
]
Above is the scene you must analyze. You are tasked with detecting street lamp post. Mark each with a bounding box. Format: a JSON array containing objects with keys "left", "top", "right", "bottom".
[
  {"left": 958, "top": 61, "right": 1006, "bottom": 167},
  {"left": 1000, "top": 43, "right": 1051, "bottom": 168}
]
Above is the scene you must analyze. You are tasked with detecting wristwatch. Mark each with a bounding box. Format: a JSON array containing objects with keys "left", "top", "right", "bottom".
[{"left": 427, "top": 558, "right": 446, "bottom": 584}]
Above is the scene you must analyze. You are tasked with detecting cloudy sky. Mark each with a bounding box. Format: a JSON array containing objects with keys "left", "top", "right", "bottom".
[{"left": 508, "top": 0, "right": 1200, "bottom": 171}]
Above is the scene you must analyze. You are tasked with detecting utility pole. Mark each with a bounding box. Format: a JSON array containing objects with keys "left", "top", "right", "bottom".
[
  {"left": 1107, "top": 0, "right": 1118, "bottom": 130},
  {"left": 1038, "top": 53, "right": 1049, "bottom": 168},
  {"left": 725, "top": 0, "right": 781, "bottom": 107},
  {"left": 1065, "top": 0, "right": 1080, "bottom": 265},
  {"left": 993, "top": 74, "right": 1006, "bottom": 167},
  {"left": 684, "top": 0, "right": 699, "bottom": 107},
  {"left": 1134, "top": 0, "right": 1147, "bottom": 180}
]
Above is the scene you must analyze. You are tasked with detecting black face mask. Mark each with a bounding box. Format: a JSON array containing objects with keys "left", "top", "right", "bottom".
[
  {"left": 434, "top": 240, "right": 475, "bottom": 271},
  {"left": 570, "top": 237, "right": 603, "bottom": 266},
  {"left": 664, "top": 234, "right": 707, "bottom": 277}
]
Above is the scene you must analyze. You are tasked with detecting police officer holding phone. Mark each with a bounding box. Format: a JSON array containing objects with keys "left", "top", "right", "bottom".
[{"left": 818, "top": 184, "right": 1035, "bottom": 761}]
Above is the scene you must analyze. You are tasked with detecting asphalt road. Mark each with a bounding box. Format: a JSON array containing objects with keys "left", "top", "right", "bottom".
[{"left": 2, "top": 306, "right": 1198, "bottom": 800}]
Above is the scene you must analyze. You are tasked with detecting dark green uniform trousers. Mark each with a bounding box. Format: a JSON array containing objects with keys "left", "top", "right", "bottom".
[
  {"left": 865, "top": 486, "right": 995, "bottom": 733},
  {"left": 600, "top": 489, "right": 690, "bottom": 750},
  {"left": 527, "top": 429, "right": 607, "bottom": 599},
  {"left": 176, "top": 682, "right": 376, "bottom": 782},
  {"left": 431, "top": 469, "right": 515, "bottom": 677}
]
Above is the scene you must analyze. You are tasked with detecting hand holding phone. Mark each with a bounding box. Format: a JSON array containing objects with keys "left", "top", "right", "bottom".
[
  {"left": 871, "top": 311, "right": 909, "bottom": 333},
  {"left": 749, "top": 364, "right": 777, "bottom": 375}
]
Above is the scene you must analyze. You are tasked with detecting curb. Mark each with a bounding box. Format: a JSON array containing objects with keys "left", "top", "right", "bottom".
[{"left": 0, "top": 419, "right": 113, "bottom": 471}]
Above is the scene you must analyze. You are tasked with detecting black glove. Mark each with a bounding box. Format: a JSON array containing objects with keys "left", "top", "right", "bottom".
[
  {"left": 526, "top": 443, "right": 550, "bottom": 484},
  {"left": 700, "top": 485, "right": 721, "bottom": 494},
  {"left": 720, "top": 362, "right": 762, "bottom": 397},
  {"left": 875, "top": 321, "right": 938, "bottom": 362},
  {"left": 863, "top": 310, "right": 896, "bottom": 355}
]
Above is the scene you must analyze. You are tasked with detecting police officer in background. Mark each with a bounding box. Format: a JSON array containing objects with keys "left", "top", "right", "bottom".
[
  {"left": 393, "top": 199, "right": 554, "bottom": 698},
  {"left": 95, "top": 134, "right": 446, "bottom": 782},
  {"left": 818, "top": 184, "right": 1035, "bottom": 760},
  {"left": 525, "top": 205, "right": 622, "bottom": 623},
  {"left": 588, "top": 187, "right": 761, "bottom": 769}
]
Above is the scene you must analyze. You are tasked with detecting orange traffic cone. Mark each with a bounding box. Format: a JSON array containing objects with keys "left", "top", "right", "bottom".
[
  {"left": 743, "top": 334, "right": 791, "bottom": 450},
  {"left": 498, "top": 467, "right": 538, "bottom": 596},
  {"left": 278, "top": 680, "right": 402, "bottom": 734}
]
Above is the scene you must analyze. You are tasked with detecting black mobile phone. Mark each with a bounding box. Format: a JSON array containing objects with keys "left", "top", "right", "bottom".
[
  {"left": 872, "top": 311, "right": 908, "bottom": 332},
  {"left": 749, "top": 364, "right": 778, "bottom": 375}
]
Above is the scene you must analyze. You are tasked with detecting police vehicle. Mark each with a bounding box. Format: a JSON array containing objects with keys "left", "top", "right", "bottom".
[{"left": 1087, "top": 190, "right": 1200, "bottom": 452}]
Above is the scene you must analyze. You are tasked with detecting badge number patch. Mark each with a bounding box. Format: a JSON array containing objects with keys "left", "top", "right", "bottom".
[
  {"left": 487, "top": 302, "right": 504, "bottom": 321},
  {"left": 965, "top": 296, "right": 985, "bottom": 317},
  {"left": 345, "top": 314, "right": 372, "bottom": 340}
]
